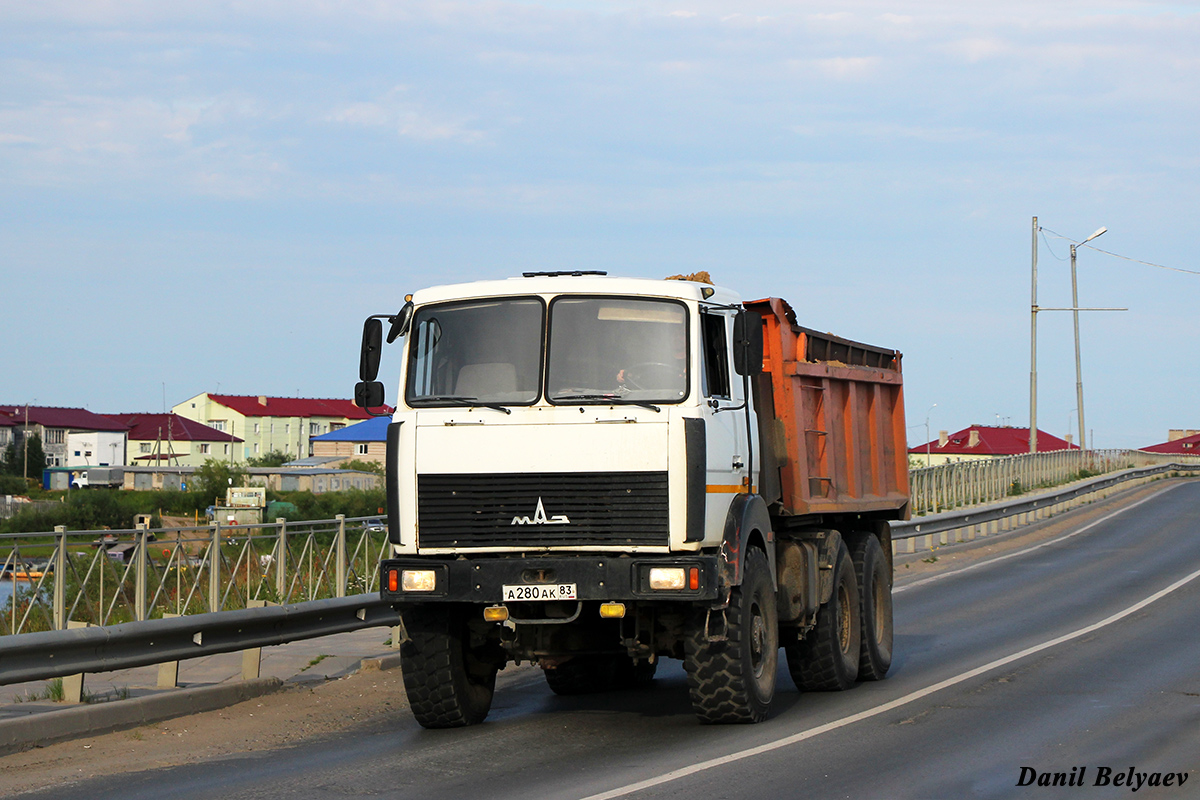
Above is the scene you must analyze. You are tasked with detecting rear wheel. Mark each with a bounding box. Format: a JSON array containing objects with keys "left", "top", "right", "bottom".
[
  {"left": 850, "top": 533, "right": 893, "bottom": 680},
  {"left": 786, "top": 540, "right": 860, "bottom": 691},
  {"left": 684, "top": 548, "right": 778, "bottom": 723},
  {"left": 400, "top": 606, "right": 498, "bottom": 728}
]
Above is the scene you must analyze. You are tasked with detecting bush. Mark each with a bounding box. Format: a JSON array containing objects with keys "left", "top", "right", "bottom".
[
  {"left": 0, "top": 475, "right": 31, "bottom": 494},
  {"left": 268, "top": 487, "right": 386, "bottom": 520}
]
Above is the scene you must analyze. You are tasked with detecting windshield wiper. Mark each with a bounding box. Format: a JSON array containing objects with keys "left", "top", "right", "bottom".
[
  {"left": 553, "top": 394, "right": 661, "bottom": 413},
  {"left": 416, "top": 395, "right": 512, "bottom": 415}
]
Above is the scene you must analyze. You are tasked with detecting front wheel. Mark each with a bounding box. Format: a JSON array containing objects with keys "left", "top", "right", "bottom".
[
  {"left": 684, "top": 548, "right": 778, "bottom": 723},
  {"left": 400, "top": 606, "right": 498, "bottom": 728}
]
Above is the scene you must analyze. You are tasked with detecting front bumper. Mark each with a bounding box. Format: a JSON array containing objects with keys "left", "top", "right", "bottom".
[{"left": 380, "top": 554, "right": 720, "bottom": 605}]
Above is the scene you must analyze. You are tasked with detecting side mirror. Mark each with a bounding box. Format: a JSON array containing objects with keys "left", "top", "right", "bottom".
[
  {"left": 386, "top": 301, "right": 414, "bottom": 344},
  {"left": 732, "top": 310, "right": 764, "bottom": 376},
  {"left": 360, "top": 318, "right": 383, "bottom": 381},
  {"left": 355, "top": 380, "right": 386, "bottom": 409}
]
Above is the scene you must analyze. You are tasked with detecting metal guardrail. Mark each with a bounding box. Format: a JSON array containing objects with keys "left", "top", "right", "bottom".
[
  {"left": 0, "top": 515, "right": 389, "bottom": 637},
  {"left": 0, "top": 595, "right": 398, "bottom": 686},
  {"left": 907, "top": 449, "right": 1200, "bottom": 516},
  {"left": 892, "top": 461, "right": 1200, "bottom": 548},
  {"left": 0, "top": 463, "right": 1196, "bottom": 690}
]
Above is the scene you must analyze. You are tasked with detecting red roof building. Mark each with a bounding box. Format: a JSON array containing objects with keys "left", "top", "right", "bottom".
[
  {"left": 0, "top": 405, "right": 130, "bottom": 468},
  {"left": 171, "top": 393, "right": 374, "bottom": 463},
  {"left": 909, "top": 425, "right": 1078, "bottom": 465},
  {"left": 1139, "top": 431, "right": 1200, "bottom": 455},
  {"left": 101, "top": 413, "right": 243, "bottom": 467}
]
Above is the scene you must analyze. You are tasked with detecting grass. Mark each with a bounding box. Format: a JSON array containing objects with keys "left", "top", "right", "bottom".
[
  {"left": 300, "top": 654, "right": 333, "bottom": 672},
  {"left": 11, "top": 677, "right": 130, "bottom": 704}
]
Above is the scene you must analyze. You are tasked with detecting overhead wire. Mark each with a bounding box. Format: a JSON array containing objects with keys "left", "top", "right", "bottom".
[{"left": 1039, "top": 226, "right": 1198, "bottom": 276}]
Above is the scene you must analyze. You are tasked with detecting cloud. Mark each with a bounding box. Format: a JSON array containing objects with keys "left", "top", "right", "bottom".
[
  {"left": 327, "top": 88, "right": 486, "bottom": 143},
  {"left": 815, "top": 55, "right": 882, "bottom": 79}
]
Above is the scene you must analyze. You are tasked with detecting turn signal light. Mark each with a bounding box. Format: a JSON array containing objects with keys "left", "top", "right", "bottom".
[
  {"left": 387, "top": 568, "right": 399, "bottom": 593},
  {"left": 648, "top": 568, "right": 686, "bottom": 591},
  {"left": 600, "top": 603, "right": 626, "bottom": 618},
  {"left": 689, "top": 567, "right": 700, "bottom": 591},
  {"left": 401, "top": 569, "right": 437, "bottom": 592}
]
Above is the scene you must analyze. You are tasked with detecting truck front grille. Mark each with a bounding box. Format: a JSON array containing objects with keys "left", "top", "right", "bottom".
[{"left": 417, "top": 472, "right": 670, "bottom": 549}]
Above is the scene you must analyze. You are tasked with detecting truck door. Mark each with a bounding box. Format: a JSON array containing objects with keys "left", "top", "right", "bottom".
[{"left": 700, "top": 308, "right": 746, "bottom": 536}]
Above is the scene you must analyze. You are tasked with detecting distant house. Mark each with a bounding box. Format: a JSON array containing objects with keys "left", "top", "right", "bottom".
[
  {"left": 310, "top": 416, "right": 389, "bottom": 467},
  {"left": 101, "top": 413, "right": 242, "bottom": 468},
  {"left": 909, "top": 425, "right": 1078, "bottom": 466},
  {"left": 1139, "top": 430, "right": 1200, "bottom": 455},
  {"left": 172, "top": 394, "right": 373, "bottom": 463},
  {"left": 0, "top": 405, "right": 129, "bottom": 468}
]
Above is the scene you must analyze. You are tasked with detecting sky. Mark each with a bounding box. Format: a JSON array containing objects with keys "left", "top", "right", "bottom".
[{"left": 2, "top": 0, "right": 1197, "bottom": 450}]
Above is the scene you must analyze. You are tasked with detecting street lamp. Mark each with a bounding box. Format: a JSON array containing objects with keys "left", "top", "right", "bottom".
[
  {"left": 1070, "top": 227, "right": 1106, "bottom": 450},
  {"left": 1029, "top": 218, "right": 1125, "bottom": 454},
  {"left": 925, "top": 403, "right": 937, "bottom": 467}
]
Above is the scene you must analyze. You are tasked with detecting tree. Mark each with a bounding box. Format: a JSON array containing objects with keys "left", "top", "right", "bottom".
[
  {"left": 22, "top": 435, "right": 46, "bottom": 480},
  {"left": 247, "top": 449, "right": 290, "bottom": 468},
  {"left": 1, "top": 435, "right": 45, "bottom": 479},
  {"left": 193, "top": 459, "right": 247, "bottom": 505},
  {"left": 0, "top": 443, "right": 17, "bottom": 476},
  {"left": 340, "top": 458, "right": 384, "bottom": 477}
]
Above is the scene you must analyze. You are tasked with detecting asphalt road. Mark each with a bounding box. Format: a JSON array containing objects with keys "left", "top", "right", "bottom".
[{"left": 23, "top": 482, "right": 1200, "bottom": 800}]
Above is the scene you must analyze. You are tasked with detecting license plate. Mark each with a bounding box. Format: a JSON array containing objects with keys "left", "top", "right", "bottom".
[{"left": 502, "top": 583, "right": 577, "bottom": 601}]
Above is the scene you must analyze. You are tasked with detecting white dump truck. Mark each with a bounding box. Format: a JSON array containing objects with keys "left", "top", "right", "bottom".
[{"left": 356, "top": 272, "right": 909, "bottom": 727}]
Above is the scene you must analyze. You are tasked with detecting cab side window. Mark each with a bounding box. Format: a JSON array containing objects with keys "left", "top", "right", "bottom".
[{"left": 701, "top": 312, "right": 731, "bottom": 398}]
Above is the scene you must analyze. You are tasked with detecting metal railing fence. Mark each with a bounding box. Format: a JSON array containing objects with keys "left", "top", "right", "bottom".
[
  {"left": 907, "top": 448, "right": 1200, "bottom": 516},
  {"left": 0, "top": 515, "right": 389, "bottom": 637},
  {"left": 4, "top": 450, "right": 1199, "bottom": 638}
]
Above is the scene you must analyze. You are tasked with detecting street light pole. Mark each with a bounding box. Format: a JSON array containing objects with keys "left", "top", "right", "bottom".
[
  {"left": 1070, "top": 226, "right": 1106, "bottom": 450},
  {"left": 1030, "top": 216, "right": 1039, "bottom": 454}
]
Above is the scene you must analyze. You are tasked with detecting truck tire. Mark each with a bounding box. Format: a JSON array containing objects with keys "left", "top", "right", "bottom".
[
  {"left": 786, "top": 540, "right": 860, "bottom": 691},
  {"left": 400, "top": 606, "right": 497, "bottom": 728},
  {"left": 543, "top": 655, "right": 657, "bottom": 695},
  {"left": 684, "top": 548, "right": 778, "bottom": 724},
  {"left": 850, "top": 533, "right": 893, "bottom": 680}
]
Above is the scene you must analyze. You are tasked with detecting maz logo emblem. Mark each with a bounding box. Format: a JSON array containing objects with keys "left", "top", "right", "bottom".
[{"left": 511, "top": 497, "right": 570, "bottom": 526}]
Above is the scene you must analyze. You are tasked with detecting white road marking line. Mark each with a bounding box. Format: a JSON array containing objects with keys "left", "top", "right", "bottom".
[
  {"left": 579, "top": 562, "right": 1200, "bottom": 800},
  {"left": 894, "top": 483, "right": 1180, "bottom": 594}
]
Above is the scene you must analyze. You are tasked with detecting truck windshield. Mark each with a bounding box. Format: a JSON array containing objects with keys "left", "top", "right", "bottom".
[
  {"left": 547, "top": 297, "right": 688, "bottom": 404},
  {"left": 406, "top": 298, "right": 544, "bottom": 406}
]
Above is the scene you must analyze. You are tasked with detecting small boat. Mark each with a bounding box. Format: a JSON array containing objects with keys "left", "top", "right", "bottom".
[{"left": 6, "top": 571, "right": 43, "bottom": 581}]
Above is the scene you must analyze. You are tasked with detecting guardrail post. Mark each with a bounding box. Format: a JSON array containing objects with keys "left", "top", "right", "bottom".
[
  {"left": 336, "top": 514, "right": 347, "bottom": 599},
  {"left": 63, "top": 620, "right": 90, "bottom": 702},
  {"left": 276, "top": 518, "right": 287, "bottom": 603},
  {"left": 53, "top": 525, "right": 67, "bottom": 631},
  {"left": 158, "top": 612, "right": 182, "bottom": 688},
  {"left": 242, "top": 599, "right": 271, "bottom": 679},
  {"left": 210, "top": 522, "right": 221, "bottom": 614},
  {"left": 135, "top": 523, "right": 148, "bottom": 622}
]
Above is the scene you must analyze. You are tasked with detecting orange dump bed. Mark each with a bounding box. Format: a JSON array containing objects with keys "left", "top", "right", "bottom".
[{"left": 747, "top": 297, "right": 910, "bottom": 520}]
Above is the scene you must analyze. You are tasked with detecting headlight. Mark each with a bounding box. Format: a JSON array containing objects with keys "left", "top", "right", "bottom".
[
  {"left": 401, "top": 569, "right": 438, "bottom": 592},
  {"left": 648, "top": 567, "right": 687, "bottom": 591}
]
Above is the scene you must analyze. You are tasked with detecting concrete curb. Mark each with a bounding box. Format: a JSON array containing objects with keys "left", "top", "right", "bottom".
[
  {"left": 0, "top": 677, "right": 283, "bottom": 755},
  {"left": 359, "top": 653, "right": 404, "bottom": 672}
]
